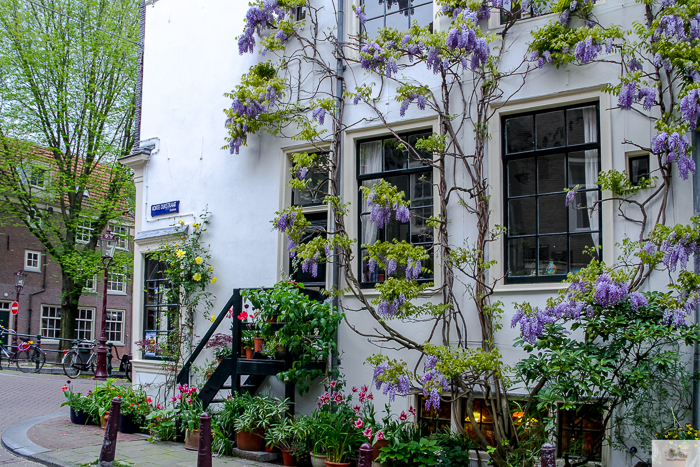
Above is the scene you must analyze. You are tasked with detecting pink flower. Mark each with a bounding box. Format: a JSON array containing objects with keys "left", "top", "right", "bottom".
[
  {"left": 409, "top": 406, "right": 416, "bottom": 416},
  {"left": 354, "top": 419, "right": 364, "bottom": 429},
  {"left": 171, "top": 396, "right": 177, "bottom": 402},
  {"left": 359, "top": 392, "right": 366, "bottom": 403},
  {"left": 399, "top": 411, "right": 408, "bottom": 421},
  {"left": 330, "top": 381, "right": 337, "bottom": 388},
  {"left": 363, "top": 427, "right": 373, "bottom": 439},
  {"left": 366, "top": 393, "right": 374, "bottom": 400},
  {"left": 186, "top": 397, "right": 192, "bottom": 403},
  {"left": 147, "top": 398, "right": 152, "bottom": 404},
  {"left": 353, "top": 405, "right": 361, "bottom": 414},
  {"left": 376, "top": 431, "right": 385, "bottom": 441},
  {"left": 361, "top": 385, "right": 368, "bottom": 392},
  {"left": 61, "top": 385, "right": 68, "bottom": 392},
  {"left": 177, "top": 394, "right": 183, "bottom": 400},
  {"left": 351, "top": 386, "right": 358, "bottom": 392},
  {"left": 317, "top": 402, "right": 322, "bottom": 407},
  {"left": 334, "top": 393, "right": 344, "bottom": 403},
  {"left": 157, "top": 404, "right": 163, "bottom": 410},
  {"left": 238, "top": 311, "right": 248, "bottom": 320}
]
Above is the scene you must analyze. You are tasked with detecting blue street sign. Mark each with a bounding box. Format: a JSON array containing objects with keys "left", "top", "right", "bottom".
[{"left": 151, "top": 201, "right": 180, "bottom": 216}]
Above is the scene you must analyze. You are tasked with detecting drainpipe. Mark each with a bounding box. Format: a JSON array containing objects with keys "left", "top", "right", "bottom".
[
  {"left": 693, "top": 130, "right": 700, "bottom": 429},
  {"left": 331, "top": 0, "right": 344, "bottom": 371},
  {"left": 132, "top": 0, "right": 146, "bottom": 153}
]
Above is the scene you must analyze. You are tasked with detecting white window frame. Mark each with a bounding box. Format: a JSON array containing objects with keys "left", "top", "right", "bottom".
[
  {"left": 109, "top": 224, "right": 130, "bottom": 251},
  {"left": 76, "top": 219, "right": 94, "bottom": 244},
  {"left": 105, "top": 309, "right": 125, "bottom": 345},
  {"left": 40, "top": 305, "right": 61, "bottom": 339},
  {"left": 17, "top": 163, "right": 48, "bottom": 189},
  {"left": 107, "top": 267, "right": 127, "bottom": 294},
  {"left": 24, "top": 250, "right": 41, "bottom": 272},
  {"left": 82, "top": 274, "right": 98, "bottom": 293},
  {"left": 487, "top": 88, "right": 615, "bottom": 293},
  {"left": 75, "top": 308, "right": 95, "bottom": 341}
]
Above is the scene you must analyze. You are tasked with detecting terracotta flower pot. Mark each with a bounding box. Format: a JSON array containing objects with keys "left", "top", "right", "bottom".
[
  {"left": 245, "top": 348, "right": 254, "bottom": 359},
  {"left": 325, "top": 461, "right": 351, "bottom": 467},
  {"left": 101, "top": 411, "right": 110, "bottom": 429},
  {"left": 310, "top": 453, "right": 327, "bottom": 467},
  {"left": 236, "top": 429, "right": 263, "bottom": 451},
  {"left": 185, "top": 429, "right": 199, "bottom": 451},
  {"left": 372, "top": 439, "right": 389, "bottom": 461},
  {"left": 253, "top": 337, "right": 264, "bottom": 352},
  {"left": 217, "top": 358, "right": 223, "bottom": 364},
  {"left": 282, "top": 449, "right": 294, "bottom": 466}
]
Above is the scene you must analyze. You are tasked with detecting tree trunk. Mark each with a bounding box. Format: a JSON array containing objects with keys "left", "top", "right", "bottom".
[{"left": 59, "top": 272, "right": 80, "bottom": 351}]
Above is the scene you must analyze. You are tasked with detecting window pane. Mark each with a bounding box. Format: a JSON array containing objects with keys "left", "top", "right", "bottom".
[
  {"left": 362, "top": 0, "right": 384, "bottom": 18},
  {"left": 538, "top": 194, "right": 567, "bottom": 234},
  {"left": 362, "top": 17, "right": 383, "bottom": 38},
  {"left": 293, "top": 168, "right": 329, "bottom": 206},
  {"left": 386, "top": 175, "right": 409, "bottom": 200},
  {"left": 387, "top": 0, "right": 409, "bottom": 12},
  {"left": 385, "top": 217, "right": 410, "bottom": 243},
  {"left": 629, "top": 155, "right": 650, "bottom": 185},
  {"left": 410, "top": 172, "right": 432, "bottom": 207},
  {"left": 570, "top": 233, "right": 599, "bottom": 273},
  {"left": 384, "top": 137, "right": 408, "bottom": 171},
  {"left": 536, "top": 110, "right": 565, "bottom": 149},
  {"left": 362, "top": 249, "right": 381, "bottom": 282},
  {"left": 360, "top": 141, "right": 382, "bottom": 175},
  {"left": 505, "top": 115, "right": 534, "bottom": 154},
  {"left": 410, "top": 207, "right": 432, "bottom": 243},
  {"left": 566, "top": 106, "right": 598, "bottom": 145},
  {"left": 411, "top": 3, "right": 433, "bottom": 29},
  {"left": 568, "top": 150, "right": 599, "bottom": 189},
  {"left": 508, "top": 237, "right": 536, "bottom": 276},
  {"left": 508, "top": 158, "right": 536, "bottom": 197},
  {"left": 569, "top": 191, "right": 599, "bottom": 231},
  {"left": 508, "top": 198, "right": 536, "bottom": 236},
  {"left": 361, "top": 179, "right": 378, "bottom": 213},
  {"left": 538, "top": 235, "right": 568, "bottom": 275},
  {"left": 407, "top": 133, "right": 432, "bottom": 167},
  {"left": 537, "top": 154, "right": 565, "bottom": 195},
  {"left": 361, "top": 214, "right": 378, "bottom": 244}
]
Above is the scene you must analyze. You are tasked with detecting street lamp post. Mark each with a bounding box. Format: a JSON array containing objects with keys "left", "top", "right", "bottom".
[
  {"left": 94, "top": 230, "right": 117, "bottom": 380},
  {"left": 13, "top": 270, "right": 26, "bottom": 346}
]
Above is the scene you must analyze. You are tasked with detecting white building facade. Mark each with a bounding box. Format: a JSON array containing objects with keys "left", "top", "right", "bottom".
[{"left": 121, "top": 1, "right": 696, "bottom": 465}]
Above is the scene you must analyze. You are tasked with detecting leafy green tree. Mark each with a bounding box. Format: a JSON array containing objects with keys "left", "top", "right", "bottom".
[{"left": 0, "top": 0, "right": 138, "bottom": 347}]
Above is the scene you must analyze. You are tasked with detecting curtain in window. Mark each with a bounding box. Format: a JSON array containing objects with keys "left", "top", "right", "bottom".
[{"left": 583, "top": 107, "right": 599, "bottom": 250}]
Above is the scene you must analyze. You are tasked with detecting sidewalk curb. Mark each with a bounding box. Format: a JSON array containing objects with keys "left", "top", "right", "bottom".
[{"left": 1, "top": 412, "right": 78, "bottom": 467}]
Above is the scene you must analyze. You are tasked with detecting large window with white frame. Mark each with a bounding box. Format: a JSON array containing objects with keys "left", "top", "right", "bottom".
[
  {"left": 109, "top": 224, "right": 130, "bottom": 250},
  {"left": 41, "top": 305, "right": 61, "bottom": 339},
  {"left": 503, "top": 103, "right": 601, "bottom": 283},
  {"left": 82, "top": 274, "right": 97, "bottom": 293},
  {"left": 24, "top": 250, "right": 41, "bottom": 272},
  {"left": 143, "top": 257, "right": 177, "bottom": 359},
  {"left": 76, "top": 219, "right": 94, "bottom": 244},
  {"left": 360, "top": 0, "right": 434, "bottom": 39},
  {"left": 75, "top": 308, "right": 94, "bottom": 340},
  {"left": 357, "top": 130, "right": 434, "bottom": 287},
  {"left": 107, "top": 267, "right": 127, "bottom": 294},
  {"left": 106, "top": 309, "right": 124, "bottom": 344}
]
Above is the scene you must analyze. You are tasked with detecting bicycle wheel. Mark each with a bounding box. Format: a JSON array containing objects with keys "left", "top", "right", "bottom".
[
  {"left": 62, "top": 350, "right": 81, "bottom": 378},
  {"left": 16, "top": 348, "right": 45, "bottom": 373},
  {"left": 125, "top": 360, "right": 132, "bottom": 382}
]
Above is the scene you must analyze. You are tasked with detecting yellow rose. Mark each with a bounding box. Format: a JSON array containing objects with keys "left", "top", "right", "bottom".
[
  {"left": 195, "top": 257, "right": 203, "bottom": 265},
  {"left": 211, "top": 277, "right": 217, "bottom": 283},
  {"left": 208, "top": 266, "right": 213, "bottom": 271},
  {"left": 193, "top": 273, "right": 202, "bottom": 281},
  {"left": 193, "top": 223, "right": 200, "bottom": 228},
  {"left": 210, "top": 315, "right": 216, "bottom": 322},
  {"left": 175, "top": 250, "right": 185, "bottom": 259},
  {"left": 178, "top": 220, "right": 184, "bottom": 225}
]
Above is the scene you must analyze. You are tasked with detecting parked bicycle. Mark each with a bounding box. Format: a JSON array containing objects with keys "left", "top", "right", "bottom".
[
  {"left": 62, "top": 339, "right": 129, "bottom": 379},
  {"left": 0, "top": 326, "right": 46, "bottom": 373}
]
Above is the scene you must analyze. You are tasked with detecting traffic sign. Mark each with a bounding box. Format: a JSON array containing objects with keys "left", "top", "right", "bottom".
[{"left": 10, "top": 301, "right": 18, "bottom": 315}]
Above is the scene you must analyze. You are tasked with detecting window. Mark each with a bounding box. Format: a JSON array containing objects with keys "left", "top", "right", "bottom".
[
  {"left": 464, "top": 399, "right": 495, "bottom": 445},
  {"left": 558, "top": 405, "right": 605, "bottom": 461},
  {"left": 75, "top": 308, "right": 94, "bottom": 340},
  {"left": 628, "top": 154, "right": 650, "bottom": 185},
  {"left": 76, "top": 219, "right": 94, "bottom": 244},
  {"left": 503, "top": 104, "right": 601, "bottom": 283},
  {"left": 17, "top": 165, "right": 46, "bottom": 188},
  {"left": 462, "top": 398, "right": 545, "bottom": 447},
  {"left": 361, "top": 0, "right": 434, "bottom": 39},
  {"left": 358, "top": 130, "right": 434, "bottom": 286},
  {"left": 24, "top": 250, "right": 41, "bottom": 272},
  {"left": 110, "top": 224, "right": 130, "bottom": 250},
  {"left": 499, "top": 0, "right": 549, "bottom": 24},
  {"left": 41, "top": 305, "right": 61, "bottom": 339},
  {"left": 418, "top": 396, "right": 451, "bottom": 436},
  {"left": 107, "top": 268, "right": 127, "bottom": 293},
  {"left": 143, "top": 258, "right": 178, "bottom": 358},
  {"left": 106, "top": 310, "right": 124, "bottom": 344},
  {"left": 83, "top": 274, "right": 97, "bottom": 293}
]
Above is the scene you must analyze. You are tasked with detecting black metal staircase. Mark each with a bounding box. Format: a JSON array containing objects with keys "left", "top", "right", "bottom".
[{"left": 176, "top": 288, "right": 325, "bottom": 411}]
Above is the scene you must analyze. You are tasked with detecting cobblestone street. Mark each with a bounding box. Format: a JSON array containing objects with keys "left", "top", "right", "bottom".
[{"left": 0, "top": 370, "right": 95, "bottom": 465}]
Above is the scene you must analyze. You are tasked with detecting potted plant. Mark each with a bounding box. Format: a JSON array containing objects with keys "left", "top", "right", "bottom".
[
  {"left": 266, "top": 417, "right": 301, "bottom": 466},
  {"left": 86, "top": 379, "right": 122, "bottom": 427},
  {"left": 204, "top": 332, "right": 233, "bottom": 363},
  {"left": 176, "top": 384, "right": 204, "bottom": 450},
  {"left": 262, "top": 333, "right": 285, "bottom": 360},
  {"left": 145, "top": 405, "right": 178, "bottom": 441},
  {"left": 233, "top": 393, "right": 289, "bottom": 451},
  {"left": 60, "top": 382, "right": 91, "bottom": 425},
  {"left": 242, "top": 330, "right": 255, "bottom": 359},
  {"left": 119, "top": 385, "right": 152, "bottom": 434}
]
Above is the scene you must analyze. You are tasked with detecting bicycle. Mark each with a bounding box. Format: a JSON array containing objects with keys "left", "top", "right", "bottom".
[
  {"left": 0, "top": 327, "right": 19, "bottom": 369},
  {"left": 1, "top": 327, "right": 46, "bottom": 373},
  {"left": 62, "top": 339, "right": 127, "bottom": 379}
]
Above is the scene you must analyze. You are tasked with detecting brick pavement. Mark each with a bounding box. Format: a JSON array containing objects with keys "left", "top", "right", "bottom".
[{"left": 0, "top": 370, "right": 106, "bottom": 465}]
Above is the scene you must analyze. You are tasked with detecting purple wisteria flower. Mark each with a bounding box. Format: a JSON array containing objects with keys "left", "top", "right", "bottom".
[
  {"left": 360, "top": 41, "right": 398, "bottom": 77},
  {"left": 386, "top": 258, "right": 397, "bottom": 276},
  {"left": 678, "top": 155, "right": 697, "bottom": 180},
  {"left": 629, "top": 59, "right": 643, "bottom": 72},
  {"left": 559, "top": 9, "right": 570, "bottom": 25},
  {"left": 405, "top": 258, "right": 422, "bottom": 280},
  {"left": 680, "top": 89, "right": 700, "bottom": 130},
  {"left": 238, "top": 1, "right": 285, "bottom": 55},
  {"left": 574, "top": 37, "right": 602, "bottom": 64},
  {"left": 605, "top": 38, "right": 613, "bottom": 53},
  {"left": 368, "top": 258, "right": 377, "bottom": 274},
  {"left": 355, "top": 6, "right": 367, "bottom": 24},
  {"left": 637, "top": 87, "right": 656, "bottom": 111},
  {"left": 301, "top": 256, "right": 319, "bottom": 277},
  {"left": 420, "top": 362, "right": 448, "bottom": 410},
  {"left": 691, "top": 14, "right": 700, "bottom": 41},
  {"left": 640, "top": 242, "right": 656, "bottom": 256},
  {"left": 656, "top": 15, "right": 686, "bottom": 40},
  {"left": 629, "top": 291, "right": 648, "bottom": 311},
  {"left": 312, "top": 107, "right": 326, "bottom": 125},
  {"left": 570, "top": 0, "right": 577, "bottom": 10},
  {"left": 565, "top": 187, "right": 578, "bottom": 207},
  {"left": 661, "top": 232, "right": 699, "bottom": 271},
  {"left": 274, "top": 211, "right": 297, "bottom": 231},
  {"left": 618, "top": 82, "right": 637, "bottom": 109},
  {"left": 377, "top": 294, "right": 405, "bottom": 318},
  {"left": 593, "top": 274, "right": 629, "bottom": 308}
]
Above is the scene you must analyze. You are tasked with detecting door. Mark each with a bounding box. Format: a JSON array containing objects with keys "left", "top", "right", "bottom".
[{"left": 0, "top": 302, "right": 9, "bottom": 346}]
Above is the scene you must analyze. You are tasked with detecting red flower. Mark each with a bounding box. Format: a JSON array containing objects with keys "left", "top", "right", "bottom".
[
  {"left": 130, "top": 403, "right": 134, "bottom": 407},
  {"left": 61, "top": 385, "right": 69, "bottom": 392},
  {"left": 409, "top": 406, "right": 416, "bottom": 416},
  {"left": 376, "top": 431, "right": 385, "bottom": 441},
  {"left": 351, "top": 386, "right": 358, "bottom": 392},
  {"left": 366, "top": 393, "right": 374, "bottom": 400},
  {"left": 238, "top": 311, "right": 248, "bottom": 320},
  {"left": 329, "top": 381, "right": 337, "bottom": 388},
  {"left": 361, "top": 385, "right": 368, "bottom": 393},
  {"left": 354, "top": 419, "right": 364, "bottom": 429},
  {"left": 147, "top": 398, "right": 152, "bottom": 404},
  {"left": 353, "top": 405, "right": 361, "bottom": 415},
  {"left": 363, "top": 427, "right": 373, "bottom": 439},
  {"left": 399, "top": 411, "right": 408, "bottom": 421}
]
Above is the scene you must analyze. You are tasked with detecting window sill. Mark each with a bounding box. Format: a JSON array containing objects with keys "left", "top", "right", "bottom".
[
  {"left": 106, "top": 291, "right": 127, "bottom": 296},
  {"left": 24, "top": 268, "right": 41, "bottom": 273},
  {"left": 493, "top": 282, "right": 568, "bottom": 294}
]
